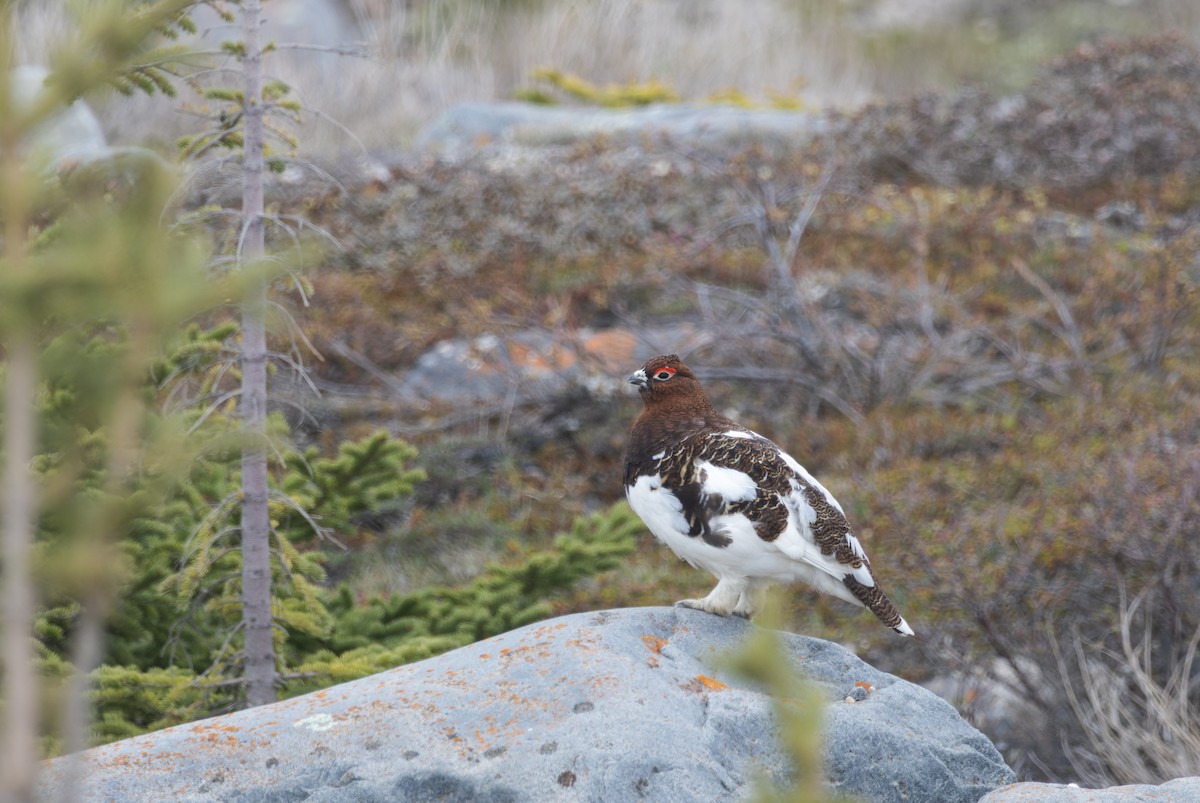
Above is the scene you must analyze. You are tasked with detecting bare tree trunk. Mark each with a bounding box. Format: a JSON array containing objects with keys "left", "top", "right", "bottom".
[
  {"left": 239, "top": 0, "right": 276, "bottom": 708},
  {"left": 2, "top": 69, "right": 39, "bottom": 794},
  {"left": 2, "top": 337, "right": 38, "bottom": 803},
  {"left": 58, "top": 350, "right": 144, "bottom": 798}
]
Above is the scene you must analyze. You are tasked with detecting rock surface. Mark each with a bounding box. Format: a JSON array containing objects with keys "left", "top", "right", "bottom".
[
  {"left": 10, "top": 65, "right": 107, "bottom": 166},
  {"left": 39, "top": 607, "right": 1014, "bottom": 802},
  {"left": 981, "top": 778, "right": 1200, "bottom": 803},
  {"left": 418, "top": 101, "right": 829, "bottom": 153},
  {"left": 10, "top": 64, "right": 172, "bottom": 196},
  {"left": 402, "top": 325, "right": 703, "bottom": 404}
]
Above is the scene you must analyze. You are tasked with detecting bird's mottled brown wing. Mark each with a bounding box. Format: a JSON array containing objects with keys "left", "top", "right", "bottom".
[
  {"left": 686, "top": 431, "right": 910, "bottom": 633},
  {"left": 681, "top": 432, "right": 865, "bottom": 564}
]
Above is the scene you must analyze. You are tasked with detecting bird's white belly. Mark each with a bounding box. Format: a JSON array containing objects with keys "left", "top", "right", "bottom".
[{"left": 627, "top": 474, "right": 862, "bottom": 605}]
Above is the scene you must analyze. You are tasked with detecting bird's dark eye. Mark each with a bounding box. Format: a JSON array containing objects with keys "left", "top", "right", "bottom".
[{"left": 653, "top": 368, "right": 676, "bottom": 381}]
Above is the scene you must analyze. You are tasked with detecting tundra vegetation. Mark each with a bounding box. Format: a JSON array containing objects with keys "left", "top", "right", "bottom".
[{"left": 2, "top": 0, "right": 1198, "bottom": 794}]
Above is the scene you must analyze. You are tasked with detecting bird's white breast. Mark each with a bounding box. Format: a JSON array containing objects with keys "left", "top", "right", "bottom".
[{"left": 625, "top": 474, "right": 690, "bottom": 551}]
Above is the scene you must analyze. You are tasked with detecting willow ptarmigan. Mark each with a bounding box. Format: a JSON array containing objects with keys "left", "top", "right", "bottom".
[{"left": 623, "top": 354, "right": 914, "bottom": 635}]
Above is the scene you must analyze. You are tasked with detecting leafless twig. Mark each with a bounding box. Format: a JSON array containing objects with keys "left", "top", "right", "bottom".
[{"left": 1053, "top": 585, "right": 1200, "bottom": 786}]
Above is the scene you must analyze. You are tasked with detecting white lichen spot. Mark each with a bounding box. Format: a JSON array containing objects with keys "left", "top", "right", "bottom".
[{"left": 294, "top": 713, "right": 336, "bottom": 732}]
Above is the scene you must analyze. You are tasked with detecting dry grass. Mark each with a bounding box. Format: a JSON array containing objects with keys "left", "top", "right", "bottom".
[
  {"left": 10, "top": 0, "right": 1199, "bottom": 154},
  {"left": 1054, "top": 588, "right": 1200, "bottom": 786},
  {"left": 271, "top": 0, "right": 876, "bottom": 152}
]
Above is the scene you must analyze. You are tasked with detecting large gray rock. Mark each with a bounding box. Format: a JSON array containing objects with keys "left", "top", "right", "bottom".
[
  {"left": 981, "top": 777, "right": 1200, "bottom": 803},
  {"left": 39, "top": 607, "right": 1013, "bottom": 802},
  {"left": 10, "top": 64, "right": 171, "bottom": 196},
  {"left": 418, "top": 101, "right": 829, "bottom": 153},
  {"left": 10, "top": 65, "right": 107, "bottom": 167},
  {"left": 402, "top": 325, "right": 702, "bottom": 404}
]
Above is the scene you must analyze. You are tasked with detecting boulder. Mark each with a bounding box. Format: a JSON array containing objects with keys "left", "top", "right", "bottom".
[
  {"left": 9, "top": 65, "right": 107, "bottom": 167},
  {"left": 417, "top": 101, "right": 829, "bottom": 153},
  {"left": 39, "top": 607, "right": 1014, "bottom": 802},
  {"left": 9, "top": 64, "right": 172, "bottom": 197},
  {"left": 402, "top": 325, "right": 703, "bottom": 404},
  {"left": 981, "top": 777, "right": 1200, "bottom": 803}
]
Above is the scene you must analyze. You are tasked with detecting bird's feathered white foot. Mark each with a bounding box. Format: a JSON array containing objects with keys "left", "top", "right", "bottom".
[
  {"left": 674, "top": 599, "right": 752, "bottom": 619},
  {"left": 732, "top": 586, "right": 763, "bottom": 619},
  {"left": 675, "top": 577, "right": 746, "bottom": 617}
]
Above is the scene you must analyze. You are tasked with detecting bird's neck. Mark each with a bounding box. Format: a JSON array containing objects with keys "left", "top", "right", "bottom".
[{"left": 629, "top": 395, "right": 725, "bottom": 452}]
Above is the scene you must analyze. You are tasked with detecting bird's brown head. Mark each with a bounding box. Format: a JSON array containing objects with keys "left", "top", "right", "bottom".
[{"left": 627, "top": 354, "right": 713, "bottom": 414}]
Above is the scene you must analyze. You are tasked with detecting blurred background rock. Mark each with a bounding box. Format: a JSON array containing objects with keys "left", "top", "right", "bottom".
[{"left": 11, "top": 0, "right": 1199, "bottom": 153}]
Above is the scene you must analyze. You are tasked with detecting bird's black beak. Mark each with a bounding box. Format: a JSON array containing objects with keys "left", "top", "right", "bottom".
[{"left": 628, "top": 368, "right": 649, "bottom": 388}]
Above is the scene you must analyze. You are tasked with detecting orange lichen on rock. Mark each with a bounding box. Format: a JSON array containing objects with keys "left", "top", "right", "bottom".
[
  {"left": 641, "top": 635, "right": 668, "bottom": 654},
  {"left": 683, "top": 675, "right": 729, "bottom": 694}
]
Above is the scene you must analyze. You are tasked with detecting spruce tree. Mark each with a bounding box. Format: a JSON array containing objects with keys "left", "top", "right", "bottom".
[
  {"left": 3, "top": 1, "right": 655, "bottom": 770},
  {"left": 0, "top": 1, "right": 218, "bottom": 792}
]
